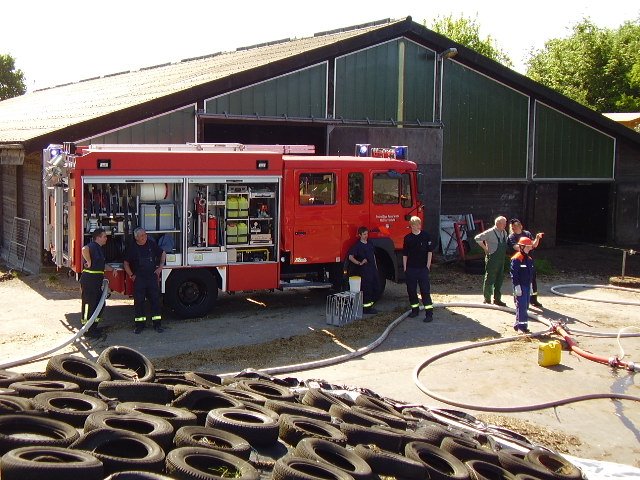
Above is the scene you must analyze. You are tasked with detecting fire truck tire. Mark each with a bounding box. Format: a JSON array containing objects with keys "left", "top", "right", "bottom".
[
  {"left": 174, "top": 425, "right": 252, "bottom": 460},
  {"left": 0, "top": 395, "right": 35, "bottom": 414},
  {"left": 166, "top": 447, "right": 259, "bottom": 480},
  {"left": 46, "top": 354, "right": 111, "bottom": 391},
  {"left": 70, "top": 429, "right": 165, "bottom": 475},
  {"left": 97, "top": 346, "right": 156, "bottom": 382},
  {"left": 32, "top": 391, "right": 109, "bottom": 427},
  {"left": 0, "top": 446, "right": 104, "bottom": 480},
  {"left": 0, "top": 415, "right": 80, "bottom": 455},
  {"left": 115, "top": 402, "right": 198, "bottom": 430},
  {"left": 165, "top": 269, "right": 218, "bottom": 319},
  {"left": 272, "top": 455, "right": 355, "bottom": 480}
]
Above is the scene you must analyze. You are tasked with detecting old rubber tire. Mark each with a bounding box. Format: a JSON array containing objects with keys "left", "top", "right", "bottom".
[
  {"left": 0, "top": 414, "right": 80, "bottom": 455},
  {"left": 98, "top": 380, "right": 171, "bottom": 404},
  {"left": 236, "top": 379, "right": 296, "bottom": 402},
  {"left": 104, "top": 472, "right": 177, "bottom": 479},
  {"left": 353, "top": 444, "right": 427, "bottom": 480},
  {"left": 0, "top": 395, "right": 35, "bottom": 414},
  {"left": 0, "top": 369, "right": 25, "bottom": 387},
  {"left": 339, "top": 422, "right": 404, "bottom": 452},
  {"left": 97, "top": 346, "right": 155, "bottom": 382},
  {"left": 205, "top": 407, "right": 279, "bottom": 447},
  {"left": 404, "top": 441, "right": 470, "bottom": 480},
  {"left": 440, "top": 435, "right": 499, "bottom": 464},
  {"left": 71, "top": 429, "right": 165, "bottom": 475},
  {"left": 165, "top": 268, "right": 218, "bottom": 319},
  {"left": 0, "top": 445, "right": 103, "bottom": 480},
  {"left": 294, "top": 437, "right": 374, "bottom": 480},
  {"left": 174, "top": 425, "right": 252, "bottom": 460},
  {"left": 354, "top": 393, "right": 401, "bottom": 416},
  {"left": 172, "top": 388, "right": 244, "bottom": 424},
  {"left": 184, "top": 371, "right": 223, "bottom": 389},
  {"left": 9, "top": 380, "right": 80, "bottom": 398},
  {"left": 329, "top": 404, "right": 388, "bottom": 427},
  {"left": 46, "top": 354, "right": 111, "bottom": 391},
  {"left": 465, "top": 459, "right": 517, "bottom": 480},
  {"left": 116, "top": 401, "right": 197, "bottom": 430},
  {"left": 84, "top": 410, "right": 174, "bottom": 452},
  {"left": 219, "top": 386, "right": 269, "bottom": 405},
  {"left": 166, "top": 446, "right": 259, "bottom": 480},
  {"left": 279, "top": 414, "right": 347, "bottom": 447},
  {"left": 301, "top": 388, "right": 350, "bottom": 412},
  {"left": 32, "top": 391, "right": 108, "bottom": 427},
  {"left": 273, "top": 455, "right": 356, "bottom": 480},
  {"left": 265, "top": 399, "right": 332, "bottom": 422},
  {"left": 351, "top": 405, "right": 407, "bottom": 430},
  {"left": 524, "top": 448, "right": 583, "bottom": 480},
  {"left": 497, "top": 449, "right": 561, "bottom": 480}
]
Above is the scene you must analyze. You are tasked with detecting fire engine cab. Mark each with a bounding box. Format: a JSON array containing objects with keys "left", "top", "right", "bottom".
[{"left": 43, "top": 142, "right": 424, "bottom": 318}]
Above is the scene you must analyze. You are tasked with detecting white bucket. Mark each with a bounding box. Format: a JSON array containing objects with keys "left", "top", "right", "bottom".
[
  {"left": 140, "top": 183, "right": 170, "bottom": 201},
  {"left": 348, "top": 276, "right": 361, "bottom": 292}
]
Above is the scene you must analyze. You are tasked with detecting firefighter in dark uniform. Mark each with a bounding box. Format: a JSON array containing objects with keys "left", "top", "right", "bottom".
[
  {"left": 124, "top": 228, "right": 166, "bottom": 334},
  {"left": 402, "top": 216, "right": 434, "bottom": 322},
  {"left": 348, "top": 226, "right": 380, "bottom": 314},
  {"left": 80, "top": 228, "right": 112, "bottom": 337}
]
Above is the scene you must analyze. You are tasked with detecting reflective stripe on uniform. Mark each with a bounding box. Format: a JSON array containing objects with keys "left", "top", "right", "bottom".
[
  {"left": 134, "top": 317, "right": 146, "bottom": 323},
  {"left": 423, "top": 304, "right": 434, "bottom": 310},
  {"left": 151, "top": 315, "right": 162, "bottom": 321},
  {"left": 363, "top": 301, "right": 375, "bottom": 308},
  {"left": 82, "top": 269, "right": 104, "bottom": 274},
  {"left": 410, "top": 303, "right": 420, "bottom": 308}
]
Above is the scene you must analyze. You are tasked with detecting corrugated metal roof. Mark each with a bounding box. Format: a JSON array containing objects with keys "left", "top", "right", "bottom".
[{"left": 0, "top": 19, "right": 400, "bottom": 144}]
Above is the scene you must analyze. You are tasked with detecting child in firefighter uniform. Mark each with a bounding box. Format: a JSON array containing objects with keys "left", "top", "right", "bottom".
[
  {"left": 511, "top": 236, "right": 535, "bottom": 333},
  {"left": 124, "top": 228, "right": 166, "bottom": 334},
  {"left": 348, "top": 226, "right": 380, "bottom": 314},
  {"left": 80, "top": 228, "right": 112, "bottom": 337}
]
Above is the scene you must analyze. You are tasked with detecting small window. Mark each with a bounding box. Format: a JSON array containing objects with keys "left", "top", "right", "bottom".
[
  {"left": 400, "top": 173, "right": 412, "bottom": 208},
  {"left": 299, "top": 173, "right": 336, "bottom": 205},
  {"left": 373, "top": 173, "right": 400, "bottom": 204},
  {"left": 348, "top": 172, "right": 364, "bottom": 205}
]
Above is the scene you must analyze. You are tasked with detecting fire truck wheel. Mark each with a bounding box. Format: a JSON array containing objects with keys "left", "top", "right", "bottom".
[{"left": 165, "top": 269, "right": 218, "bottom": 318}]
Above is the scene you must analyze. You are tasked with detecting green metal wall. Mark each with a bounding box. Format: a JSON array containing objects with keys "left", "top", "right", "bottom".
[
  {"left": 335, "top": 41, "right": 399, "bottom": 121},
  {"left": 442, "top": 62, "right": 529, "bottom": 179},
  {"left": 205, "top": 64, "right": 327, "bottom": 118},
  {"left": 534, "top": 102, "right": 615, "bottom": 179},
  {"left": 403, "top": 41, "right": 436, "bottom": 123},
  {"left": 86, "top": 106, "right": 195, "bottom": 144}
]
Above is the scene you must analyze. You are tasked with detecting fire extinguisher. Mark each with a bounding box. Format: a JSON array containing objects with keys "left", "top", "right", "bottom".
[{"left": 208, "top": 215, "right": 218, "bottom": 246}]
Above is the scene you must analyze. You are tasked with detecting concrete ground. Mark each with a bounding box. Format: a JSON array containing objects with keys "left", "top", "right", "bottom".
[{"left": 1, "top": 245, "right": 639, "bottom": 470}]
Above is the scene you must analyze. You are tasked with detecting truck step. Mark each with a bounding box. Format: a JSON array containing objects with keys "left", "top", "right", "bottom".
[{"left": 280, "top": 280, "right": 332, "bottom": 290}]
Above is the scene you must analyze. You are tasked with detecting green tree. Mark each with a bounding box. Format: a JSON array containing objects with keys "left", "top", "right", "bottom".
[
  {"left": 427, "top": 15, "right": 513, "bottom": 67},
  {"left": 526, "top": 19, "right": 640, "bottom": 112},
  {"left": 0, "top": 53, "right": 26, "bottom": 100}
]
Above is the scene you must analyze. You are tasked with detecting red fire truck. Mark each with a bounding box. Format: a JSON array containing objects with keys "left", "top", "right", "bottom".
[{"left": 43, "top": 142, "right": 424, "bottom": 318}]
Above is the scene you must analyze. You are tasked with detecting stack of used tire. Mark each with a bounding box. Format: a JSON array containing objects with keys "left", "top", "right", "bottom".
[{"left": 0, "top": 346, "right": 585, "bottom": 480}]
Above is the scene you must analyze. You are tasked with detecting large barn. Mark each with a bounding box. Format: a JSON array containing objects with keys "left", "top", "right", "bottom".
[{"left": 1, "top": 16, "right": 639, "bottom": 273}]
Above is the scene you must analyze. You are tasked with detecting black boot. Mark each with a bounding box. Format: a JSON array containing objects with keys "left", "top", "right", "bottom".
[
  {"left": 408, "top": 307, "right": 419, "bottom": 318},
  {"left": 530, "top": 295, "right": 543, "bottom": 308},
  {"left": 153, "top": 321, "right": 164, "bottom": 333},
  {"left": 134, "top": 323, "right": 145, "bottom": 334}
]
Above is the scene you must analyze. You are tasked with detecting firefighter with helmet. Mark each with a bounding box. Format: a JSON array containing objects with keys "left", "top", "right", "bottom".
[
  {"left": 124, "top": 228, "right": 166, "bottom": 333},
  {"left": 510, "top": 236, "right": 535, "bottom": 334}
]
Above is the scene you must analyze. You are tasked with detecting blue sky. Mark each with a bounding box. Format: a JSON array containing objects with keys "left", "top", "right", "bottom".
[{"left": 2, "top": 0, "right": 638, "bottom": 91}]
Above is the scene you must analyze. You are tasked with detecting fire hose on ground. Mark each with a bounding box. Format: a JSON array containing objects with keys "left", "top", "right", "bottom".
[
  {"left": 0, "top": 279, "right": 109, "bottom": 370},
  {"left": 2, "top": 281, "right": 639, "bottom": 414}
]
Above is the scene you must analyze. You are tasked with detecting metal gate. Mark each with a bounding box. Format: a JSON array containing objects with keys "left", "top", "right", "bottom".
[{"left": 7, "top": 217, "right": 30, "bottom": 271}]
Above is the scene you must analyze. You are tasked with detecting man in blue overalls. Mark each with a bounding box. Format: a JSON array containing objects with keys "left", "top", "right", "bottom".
[{"left": 124, "top": 228, "right": 166, "bottom": 334}]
